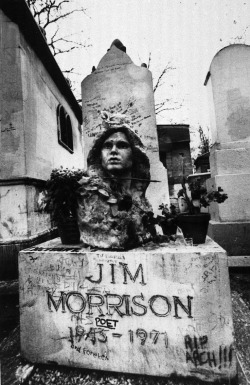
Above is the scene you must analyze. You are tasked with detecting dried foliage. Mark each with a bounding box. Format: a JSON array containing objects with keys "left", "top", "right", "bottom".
[{"left": 197, "top": 125, "right": 210, "bottom": 155}]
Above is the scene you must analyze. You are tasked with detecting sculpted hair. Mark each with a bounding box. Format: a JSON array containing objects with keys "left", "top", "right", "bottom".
[{"left": 87, "top": 127, "right": 151, "bottom": 183}]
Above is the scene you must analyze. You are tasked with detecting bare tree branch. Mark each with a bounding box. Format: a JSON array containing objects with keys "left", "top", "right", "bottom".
[
  {"left": 153, "top": 63, "right": 176, "bottom": 93},
  {"left": 43, "top": 7, "right": 85, "bottom": 29},
  {"left": 146, "top": 52, "right": 181, "bottom": 115},
  {"left": 155, "top": 100, "right": 183, "bottom": 114},
  {"left": 25, "top": 0, "right": 90, "bottom": 81},
  {"left": 63, "top": 68, "right": 75, "bottom": 74},
  {"left": 147, "top": 52, "right": 152, "bottom": 69},
  {"left": 26, "top": 0, "right": 87, "bottom": 43},
  {"left": 44, "top": 21, "right": 91, "bottom": 57}
]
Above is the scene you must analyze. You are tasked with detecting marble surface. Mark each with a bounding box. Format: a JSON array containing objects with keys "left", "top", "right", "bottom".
[{"left": 19, "top": 238, "right": 236, "bottom": 382}]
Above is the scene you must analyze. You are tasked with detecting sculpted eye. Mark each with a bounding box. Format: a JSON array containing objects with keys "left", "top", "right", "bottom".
[
  {"left": 102, "top": 142, "right": 112, "bottom": 150},
  {"left": 117, "top": 141, "right": 130, "bottom": 149}
]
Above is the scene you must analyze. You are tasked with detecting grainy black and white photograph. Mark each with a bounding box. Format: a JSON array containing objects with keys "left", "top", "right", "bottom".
[{"left": 0, "top": 0, "right": 250, "bottom": 384}]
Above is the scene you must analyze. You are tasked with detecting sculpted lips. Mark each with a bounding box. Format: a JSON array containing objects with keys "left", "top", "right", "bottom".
[{"left": 108, "top": 157, "right": 120, "bottom": 162}]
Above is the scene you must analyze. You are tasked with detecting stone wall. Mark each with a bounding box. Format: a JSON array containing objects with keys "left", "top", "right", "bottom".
[
  {"left": 0, "top": 11, "right": 84, "bottom": 180},
  {"left": 19, "top": 33, "right": 84, "bottom": 179},
  {"left": 0, "top": 9, "right": 84, "bottom": 278}
]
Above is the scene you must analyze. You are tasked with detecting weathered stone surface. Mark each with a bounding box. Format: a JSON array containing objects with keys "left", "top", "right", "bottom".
[
  {"left": 207, "top": 174, "right": 250, "bottom": 222},
  {"left": 0, "top": 184, "right": 51, "bottom": 242},
  {"left": 0, "top": 8, "right": 84, "bottom": 275},
  {"left": 19, "top": 238, "right": 236, "bottom": 382},
  {"left": 206, "top": 45, "right": 250, "bottom": 145},
  {"left": 205, "top": 45, "right": 250, "bottom": 254},
  {"left": 0, "top": 9, "right": 84, "bottom": 180},
  {"left": 210, "top": 146, "right": 250, "bottom": 177},
  {"left": 208, "top": 221, "right": 250, "bottom": 256},
  {"left": 81, "top": 44, "right": 169, "bottom": 212}
]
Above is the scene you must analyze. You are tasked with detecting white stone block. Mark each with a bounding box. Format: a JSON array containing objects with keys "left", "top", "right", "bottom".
[
  {"left": 207, "top": 174, "right": 250, "bottom": 222},
  {"left": 19, "top": 238, "right": 236, "bottom": 382},
  {"left": 208, "top": 45, "right": 250, "bottom": 145},
  {"left": 210, "top": 147, "right": 250, "bottom": 177}
]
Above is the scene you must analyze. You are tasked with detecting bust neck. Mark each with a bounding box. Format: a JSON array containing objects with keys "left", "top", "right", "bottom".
[{"left": 106, "top": 170, "right": 132, "bottom": 193}]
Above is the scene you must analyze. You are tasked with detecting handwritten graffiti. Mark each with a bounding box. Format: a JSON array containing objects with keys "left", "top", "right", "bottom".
[
  {"left": 47, "top": 291, "right": 193, "bottom": 319},
  {"left": 95, "top": 317, "right": 118, "bottom": 329},
  {"left": 202, "top": 266, "right": 216, "bottom": 284},
  {"left": 70, "top": 344, "right": 108, "bottom": 361},
  {"left": 68, "top": 326, "right": 168, "bottom": 348},
  {"left": 1, "top": 122, "right": 16, "bottom": 133},
  {"left": 185, "top": 335, "right": 234, "bottom": 369}
]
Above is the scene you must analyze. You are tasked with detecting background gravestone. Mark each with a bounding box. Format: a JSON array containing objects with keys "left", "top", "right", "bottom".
[
  {"left": 81, "top": 41, "right": 170, "bottom": 212},
  {"left": 205, "top": 44, "right": 250, "bottom": 256}
]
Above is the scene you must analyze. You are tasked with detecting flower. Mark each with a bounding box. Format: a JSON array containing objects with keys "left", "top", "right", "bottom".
[
  {"left": 42, "top": 167, "right": 87, "bottom": 222},
  {"left": 177, "top": 177, "right": 228, "bottom": 214},
  {"left": 157, "top": 203, "right": 177, "bottom": 236},
  {"left": 101, "top": 111, "right": 132, "bottom": 130}
]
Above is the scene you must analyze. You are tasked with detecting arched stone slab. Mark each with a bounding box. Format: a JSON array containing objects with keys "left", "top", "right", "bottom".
[{"left": 81, "top": 43, "right": 169, "bottom": 211}]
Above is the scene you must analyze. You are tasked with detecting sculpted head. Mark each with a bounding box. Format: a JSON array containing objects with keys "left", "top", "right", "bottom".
[
  {"left": 87, "top": 112, "right": 151, "bottom": 190},
  {"left": 78, "top": 111, "right": 154, "bottom": 250},
  {"left": 101, "top": 131, "right": 133, "bottom": 176}
]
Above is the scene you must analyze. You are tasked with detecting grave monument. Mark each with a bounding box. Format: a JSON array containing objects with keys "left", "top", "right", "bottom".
[
  {"left": 205, "top": 44, "right": 250, "bottom": 256},
  {"left": 81, "top": 40, "right": 170, "bottom": 213},
  {"left": 19, "top": 40, "right": 237, "bottom": 382}
]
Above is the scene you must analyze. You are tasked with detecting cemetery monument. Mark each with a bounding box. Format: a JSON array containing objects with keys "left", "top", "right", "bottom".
[
  {"left": 205, "top": 44, "right": 250, "bottom": 256},
  {"left": 19, "top": 40, "right": 237, "bottom": 383}
]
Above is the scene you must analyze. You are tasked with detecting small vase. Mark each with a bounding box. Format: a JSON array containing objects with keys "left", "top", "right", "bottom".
[
  {"left": 160, "top": 221, "right": 177, "bottom": 236},
  {"left": 176, "top": 213, "right": 210, "bottom": 244},
  {"left": 57, "top": 217, "right": 80, "bottom": 245}
]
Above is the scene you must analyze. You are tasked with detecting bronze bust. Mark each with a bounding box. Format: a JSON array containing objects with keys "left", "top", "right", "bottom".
[{"left": 77, "top": 112, "right": 155, "bottom": 249}]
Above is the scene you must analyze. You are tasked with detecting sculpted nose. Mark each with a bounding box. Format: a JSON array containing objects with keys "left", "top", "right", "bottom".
[{"left": 110, "top": 145, "right": 118, "bottom": 154}]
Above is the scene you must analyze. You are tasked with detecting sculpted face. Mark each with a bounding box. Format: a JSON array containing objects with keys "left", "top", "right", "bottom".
[{"left": 101, "top": 132, "right": 133, "bottom": 175}]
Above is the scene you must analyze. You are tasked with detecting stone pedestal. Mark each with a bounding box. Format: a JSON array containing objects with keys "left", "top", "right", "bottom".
[
  {"left": 19, "top": 238, "right": 236, "bottom": 382},
  {"left": 207, "top": 144, "right": 250, "bottom": 255},
  {"left": 205, "top": 45, "right": 250, "bottom": 256}
]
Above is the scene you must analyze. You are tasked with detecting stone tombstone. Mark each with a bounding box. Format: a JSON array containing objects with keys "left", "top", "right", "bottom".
[
  {"left": 19, "top": 238, "right": 237, "bottom": 382},
  {"left": 81, "top": 40, "right": 169, "bottom": 213},
  {"left": 205, "top": 44, "right": 250, "bottom": 255}
]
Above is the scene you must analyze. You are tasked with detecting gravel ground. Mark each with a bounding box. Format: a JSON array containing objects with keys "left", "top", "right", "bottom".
[
  {"left": 230, "top": 271, "right": 250, "bottom": 307},
  {"left": 0, "top": 327, "right": 24, "bottom": 385},
  {"left": 27, "top": 366, "right": 214, "bottom": 385},
  {"left": 230, "top": 271, "right": 250, "bottom": 384},
  {"left": 1, "top": 272, "right": 250, "bottom": 385}
]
